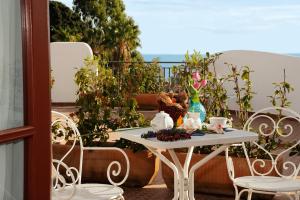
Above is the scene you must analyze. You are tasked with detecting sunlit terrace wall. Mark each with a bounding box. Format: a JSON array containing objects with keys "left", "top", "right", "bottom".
[
  {"left": 50, "top": 42, "right": 93, "bottom": 103},
  {"left": 214, "top": 50, "right": 300, "bottom": 112}
]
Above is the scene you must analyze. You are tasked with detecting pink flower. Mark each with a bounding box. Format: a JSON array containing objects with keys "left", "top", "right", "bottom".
[
  {"left": 214, "top": 124, "right": 224, "bottom": 134},
  {"left": 193, "top": 81, "right": 201, "bottom": 89},
  {"left": 192, "top": 71, "right": 201, "bottom": 81},
  {"left": 200, "top": 79, "right": 207, "bottom": 87}
]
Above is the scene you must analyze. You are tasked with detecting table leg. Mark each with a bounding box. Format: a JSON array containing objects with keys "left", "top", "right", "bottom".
[
  {"left": 188, "top": 145, "right": 229, "bottom": 200},
  {"left": 169, "top": 150, "right": 184, "bottom": 199},
  {"left": 169, "top": 147, "right": 194, "bottom": 200},
  {"left": 147, "top": 145, "right": 228, "bottom": 200},
  {"left": 146, "top": 146, "right": 180, "bottom": 200}
]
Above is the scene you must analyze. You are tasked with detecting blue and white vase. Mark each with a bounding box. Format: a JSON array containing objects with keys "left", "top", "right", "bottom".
[{"left": 188, "top": 96, "right": 206, "bottom": 122}]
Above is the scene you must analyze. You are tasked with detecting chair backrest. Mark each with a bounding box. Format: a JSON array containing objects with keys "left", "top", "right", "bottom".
[
  {"left": 242, "top": 106, "right": 300, "bottom": 179},
  {"left": 51, "top": 110, "right": 130, "bottom": 188},
  {"left": 51, "top": 111, "right": 84, "bottom": 184}
]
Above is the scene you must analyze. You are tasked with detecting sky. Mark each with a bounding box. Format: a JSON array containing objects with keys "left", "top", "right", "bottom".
[{"left": 57, "top": 0, "right": 300, "bottom": 54}]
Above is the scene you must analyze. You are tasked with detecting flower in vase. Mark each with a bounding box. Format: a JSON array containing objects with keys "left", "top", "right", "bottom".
[
  {"left": 188, "top": 71, "right": 207, "bottom": 97},
  {"left": 200, "top": 79, "right": 207, "bottom": 87},
  {"left": 193, "top": 81, "right": 201, "bottom": 89},
  {"left": 187, "top": 71, "right": 207, "bottom": 122},
  {"left": 192, "top": 71, "right": 201, "bottom": 81}
]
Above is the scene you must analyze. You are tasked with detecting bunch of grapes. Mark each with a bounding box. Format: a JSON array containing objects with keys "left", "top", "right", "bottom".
[
  {"left": 141, "top": 131, "right": 156, "bottom": 139},
  {"left": 156, "top": 128, "right": 191, "bottom": 141}
]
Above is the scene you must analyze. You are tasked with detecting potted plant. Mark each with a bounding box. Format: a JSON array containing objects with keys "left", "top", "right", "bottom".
[{"left": 52, "top": 57, "right": 158, "bottom": 187}]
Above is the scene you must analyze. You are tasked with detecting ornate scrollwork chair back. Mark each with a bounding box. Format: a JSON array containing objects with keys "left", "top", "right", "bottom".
[
  {"left": 226, "top": 107, "right": 300, "bottom": 200},
  {"left": 51, "top": 111, "right": 82, "bottom": 199},
  {"left": 242, "top": 107, "right": 300, "bottom": 178},
  {"left": 51, "top": 111, "right": 130, "bottom": 200}
]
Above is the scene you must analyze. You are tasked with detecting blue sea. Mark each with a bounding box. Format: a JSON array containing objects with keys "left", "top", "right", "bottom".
[
  {"left": 289, "top": 53, "right": 300, "bottom": 57},
  {"left": 143, "top": 54, "right": 185, "bottom": 62},
  {"left": 143, "top": 54, "right": 186, "bottom": 78}
]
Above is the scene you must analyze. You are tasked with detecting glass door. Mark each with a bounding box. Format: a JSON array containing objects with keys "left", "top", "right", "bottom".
[
  {"left": 0, "top": 0, "right": 51, "bottom": 199},
  {"left": 0, "top": 0, "right": 24, "bottom": 198},
  {"left": 0, "top": 141, "right": 24, "bottom": 199}
]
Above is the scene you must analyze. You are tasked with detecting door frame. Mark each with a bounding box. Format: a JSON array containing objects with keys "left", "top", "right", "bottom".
[{"left": 0, "top": 0, "right": 51, "bottom": 199}]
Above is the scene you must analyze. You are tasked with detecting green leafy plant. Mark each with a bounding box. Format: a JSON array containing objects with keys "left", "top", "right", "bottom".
[
  {"left": 171, "top": 51, "right": 221, "bottom": 91},
  {"left": 119, "top": 60, "right": 164, "bottom": 96},
  {"left": 267, "top": 69, "right": 298, "bottom": 157},
  {"left": 73, "top": 57, "right": 151, "bottom": 149},
  {"left": 117, "top": 98, "right": 147, "bottom": 128},
  {"left": 139, "top": 60, "right": 164, "bottom": 94},
  {"left": 226, "top": 64, "right": 255, "bottom": 128},
  {"left": 171, "top": 51, "right": 229, "bottom": 120},
  {"left": 268, "top": 69, "right": 294, "bottom": 108},
  {"left": 73, "top": 57, "right": 120, "bottom": 146},
  {"left": 49, "top": 1, "right": 85, "bottom": 42},
  {"left": 201, "top": 70, "right": 230, "bottom": 119}
]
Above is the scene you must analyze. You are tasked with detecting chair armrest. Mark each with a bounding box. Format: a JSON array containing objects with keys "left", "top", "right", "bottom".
[{"left": 82, "top": 147, "right": 130, "bottom": 186}]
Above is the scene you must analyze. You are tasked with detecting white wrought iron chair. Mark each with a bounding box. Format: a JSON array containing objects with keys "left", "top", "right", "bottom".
[
  {"left": 226, "top": 107, "right": 300, "bottom": 200},
  {"left": 51, "top": 111, "right": 130, "bottom": 200}
]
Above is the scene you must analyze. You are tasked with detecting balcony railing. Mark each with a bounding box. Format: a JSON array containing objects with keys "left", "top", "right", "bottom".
[{"left": 107, "top": 60, "right": 186, "bottom": 79}]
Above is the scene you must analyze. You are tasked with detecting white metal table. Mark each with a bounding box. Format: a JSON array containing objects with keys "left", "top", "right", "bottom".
[{"left": 115, "top": 127, "right": 258, "bottom": 200}]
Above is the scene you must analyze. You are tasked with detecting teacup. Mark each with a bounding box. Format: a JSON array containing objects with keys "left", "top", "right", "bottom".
[{"left": 209, "top": 117, "right": 228, "bottom": 128}]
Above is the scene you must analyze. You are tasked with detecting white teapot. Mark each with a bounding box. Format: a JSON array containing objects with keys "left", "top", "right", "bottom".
[{"left": 150, "top": 111, "right": 174, "bottom": 131}]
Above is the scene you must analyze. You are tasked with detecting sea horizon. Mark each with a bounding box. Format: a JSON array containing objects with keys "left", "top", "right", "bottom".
[{"left": 143, "top": 53, "right": 300, "bottom": 62}]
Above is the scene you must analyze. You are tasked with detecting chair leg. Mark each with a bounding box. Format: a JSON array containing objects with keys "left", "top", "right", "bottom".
[
  {"left": 234, "top": 185, "right": 239, "bottom": 200},
  {"left": 121, "top": 196, "right": 125, "bottom": 200},
  {"left": 115, "top": 195, "right": 124, "bottom": 200},
  {"left": 247, "top": 190, "right": 253, "bottom": 200},
  {"left": 237, "top": 189, "right": 249, "bottom": 200}
]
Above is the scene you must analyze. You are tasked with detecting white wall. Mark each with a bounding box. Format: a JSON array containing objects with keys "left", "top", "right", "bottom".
[
  {"left": 50, "top": 42, "right": 93, "bottom": 103},
  {"left": 214, "top": 50, "right": 300, "bottom": 112}
]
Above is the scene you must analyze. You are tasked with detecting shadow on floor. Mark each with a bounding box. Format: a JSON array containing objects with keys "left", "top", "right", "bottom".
[{"left": 123, "top": 187, "right": 233, "bottom": 200}]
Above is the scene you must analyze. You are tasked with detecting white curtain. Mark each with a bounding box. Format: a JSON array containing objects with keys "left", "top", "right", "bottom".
[
  {"left": 0, "top": 141, "right": 24, "bottom": 200},
  {"left": 0, "top": 0, "right": 24, "bottom": 199},
  {"left": 0, "top": 0, "right": 23, "bottom": 131}
]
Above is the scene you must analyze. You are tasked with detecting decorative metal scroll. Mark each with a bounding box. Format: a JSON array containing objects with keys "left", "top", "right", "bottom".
[
  {"left": 243, "top": 107, "right": 300, "bottom": 178},
  {"left": 51, "top": 111, "right": 130, "bottom": 187},
  {"left": 52, "top": 159, "right": 78, "bottom": 200}
]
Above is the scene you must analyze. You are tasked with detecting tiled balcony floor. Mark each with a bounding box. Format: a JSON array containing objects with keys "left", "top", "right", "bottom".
[
  {"left": 123, "top": 168, "right": 286, "bottom": 200},
  {"left": 123, "top": 169, "right": 233, "bottom": 200}
]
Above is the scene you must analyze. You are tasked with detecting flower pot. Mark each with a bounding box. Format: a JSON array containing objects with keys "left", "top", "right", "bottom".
[
  {"left": 135, "top": 93, "right": 159, "bottom": 110},
  {"left": 162, "top": 152, "right": 277, "bottom": 199},
  {"left": 53, "top": 144, "right": 158, "bottom": 187}
]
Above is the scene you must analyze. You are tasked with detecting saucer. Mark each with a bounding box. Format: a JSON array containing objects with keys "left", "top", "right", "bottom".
[{"left": 205, "top": 123, "right": 231, "bottom": 129}]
